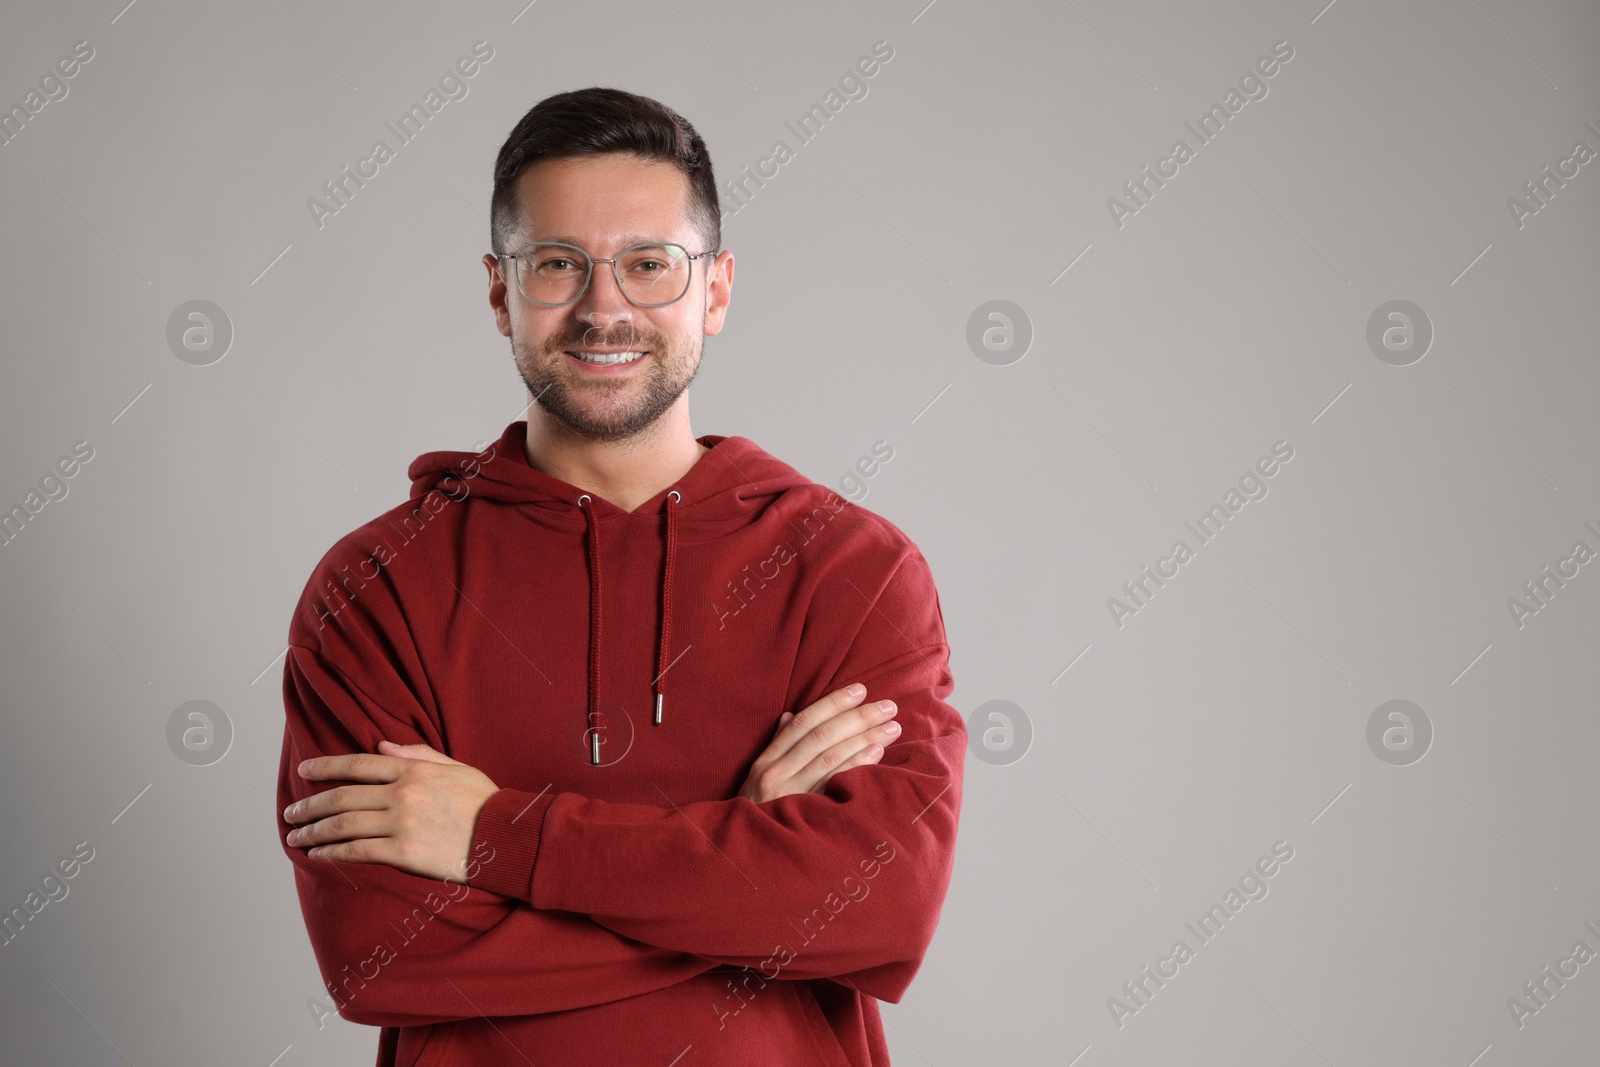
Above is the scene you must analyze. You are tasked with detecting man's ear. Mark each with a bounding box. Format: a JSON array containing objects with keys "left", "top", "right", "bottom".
[
  {"left": 701, "top": 250, "right": 733, "bottom": 336},
  {"left": 483, "top": 252, "right": 513, "bottom": 338}
]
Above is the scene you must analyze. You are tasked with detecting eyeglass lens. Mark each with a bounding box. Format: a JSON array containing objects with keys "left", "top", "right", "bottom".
[{"left": 513, "top": 243, "right": 693, "bottom": 306}]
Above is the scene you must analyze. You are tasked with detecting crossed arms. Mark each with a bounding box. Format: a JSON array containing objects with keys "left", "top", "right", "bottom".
[{"left": 276, "top": 550, "right": 964, "bottom": 1028}]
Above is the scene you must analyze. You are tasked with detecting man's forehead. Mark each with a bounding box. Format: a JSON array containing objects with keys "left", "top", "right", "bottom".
[
  {"left": 513, "top": 158, "right": 695, "bottom": 247},
  {"left": 531, "top": 231, "right": 676, "bottom": 246}
]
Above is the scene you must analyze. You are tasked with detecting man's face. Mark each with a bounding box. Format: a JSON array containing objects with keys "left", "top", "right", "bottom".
[{"left": 485, "top": 153, "right": 732, "bottom": 443}]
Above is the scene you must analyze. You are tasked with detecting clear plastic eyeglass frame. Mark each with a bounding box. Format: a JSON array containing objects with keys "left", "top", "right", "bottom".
[{"left": 493, "top": 241, "right": 720, "bottom": 308}]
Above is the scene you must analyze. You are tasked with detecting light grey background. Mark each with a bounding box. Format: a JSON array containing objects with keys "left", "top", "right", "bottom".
[{"left": 2, "top": 0, "right": 1596, "bottom": 1064}]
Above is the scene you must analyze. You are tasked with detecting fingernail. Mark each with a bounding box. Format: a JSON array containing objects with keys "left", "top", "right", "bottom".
[
  {"left": 884, "top": 721, "right": 901, "bottom": 735},
  {"left": 877, "top": 700, "right": 897, "bottom": 715},
  {"left": 845, "top": 684, "right": 866, "bottom": 698}
]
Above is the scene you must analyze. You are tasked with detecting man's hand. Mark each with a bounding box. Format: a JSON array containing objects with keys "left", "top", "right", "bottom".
[
  {"left": 283, "top": 742, "right": 499, "bottom": 882},
  {"left": 738, "top": 683, "right": 901, "bottom": 804}
]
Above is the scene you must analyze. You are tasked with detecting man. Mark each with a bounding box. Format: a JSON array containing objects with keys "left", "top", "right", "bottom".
[{"left": 276, "top": 87, "right": 964, "bottom": 1067}]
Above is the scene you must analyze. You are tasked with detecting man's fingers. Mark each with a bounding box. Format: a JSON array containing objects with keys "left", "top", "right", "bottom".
[
  {"left": 306, "top": 836, "right": 385, "bottom": 865},
  {"left": 285, "top": 808, "right": 391, "bottom": 849},
  {"left": 741, "top": 684, "right": 903, "bottom": 804},
  {"left": 297, "top": 751, "right": 403, "bottom": 782},
  {"left": 771, "top": 684, "right": 868, "bottom": 755},
  {"left": 797, "top": 716, "right": 899, "bottom": 785},
  {"left": 284, "top": 783, "right": 390, "bottom": 826},
  {"left": 810, "top": 741, "right": 886, "bottom": 792},
  {"left": 782, "top": 698, "right": 897, "bottom": 777}
]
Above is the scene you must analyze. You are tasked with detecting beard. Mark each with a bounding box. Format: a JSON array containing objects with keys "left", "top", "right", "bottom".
[{"left": 511, "top": 318, "right": 702, "bottom": 443}]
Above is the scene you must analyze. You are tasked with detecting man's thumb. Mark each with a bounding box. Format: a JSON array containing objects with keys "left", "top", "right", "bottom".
[{"left": 378, "top": 739, "right": 456, "bottom": 764}]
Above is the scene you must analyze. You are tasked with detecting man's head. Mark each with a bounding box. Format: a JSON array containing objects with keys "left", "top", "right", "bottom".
[{"left": 484, "top": 88, "right": 733, "bottom": 444}]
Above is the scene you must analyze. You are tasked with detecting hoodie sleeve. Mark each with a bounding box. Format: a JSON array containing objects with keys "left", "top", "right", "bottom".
[
  {"left": 278, "top": 641, "right": 718, "bottom": 1026},
  {"left": 467, "top": 547, "right": 965, "bottom": 1003}
]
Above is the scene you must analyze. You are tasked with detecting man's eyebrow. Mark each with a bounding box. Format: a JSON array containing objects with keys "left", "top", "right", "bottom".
[{"left": 532, "top": 234, "right": 677, "bottom": 247}]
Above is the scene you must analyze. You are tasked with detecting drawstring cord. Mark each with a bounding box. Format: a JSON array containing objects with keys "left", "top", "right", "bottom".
[
  {"left": 655, "top": 490, "right": 680, "bottom": 726},
  {"left": 577, "top": 489, "right": 681, "bottom": 766},
  {"left": 577, "top": 495, "right": 604, "bottom": 765}
]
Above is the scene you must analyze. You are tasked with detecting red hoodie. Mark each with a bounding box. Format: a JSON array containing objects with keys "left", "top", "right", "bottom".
[{"left": 276, "top": 419, "right": 964, "bottom": 1066}]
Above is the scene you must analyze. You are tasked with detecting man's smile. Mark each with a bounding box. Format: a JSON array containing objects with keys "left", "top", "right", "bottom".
[{"left": 565, "top": 348, "right": 648, "bottom": 372}]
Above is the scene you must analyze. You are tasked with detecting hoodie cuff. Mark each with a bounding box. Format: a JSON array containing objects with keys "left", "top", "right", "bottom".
[{"left": 467, "top": 787, "right": 557, "bottom": 904}]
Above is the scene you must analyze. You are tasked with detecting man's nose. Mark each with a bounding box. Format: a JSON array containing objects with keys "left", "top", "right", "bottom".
[{"left": 574, "top": 260, "right": 634, "bottom": 324}]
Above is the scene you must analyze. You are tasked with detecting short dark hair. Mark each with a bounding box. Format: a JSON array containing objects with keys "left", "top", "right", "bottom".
[{"left": 490, "top": 87, "right": 720, "bottom": 257}]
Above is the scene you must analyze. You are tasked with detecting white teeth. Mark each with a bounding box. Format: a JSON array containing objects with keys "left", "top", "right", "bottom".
[{"left": 574, "top": 350, "right": 643, "bottom": 364}]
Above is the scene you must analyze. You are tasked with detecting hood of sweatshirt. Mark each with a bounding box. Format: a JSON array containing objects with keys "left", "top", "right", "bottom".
[{"left": 405, "top": 419, "right": 812, "bottom": 765}]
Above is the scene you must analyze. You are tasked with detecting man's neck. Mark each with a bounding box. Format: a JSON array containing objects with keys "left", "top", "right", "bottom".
[{"left": 523, "top": 408, "right": 710, "bottom": 514}]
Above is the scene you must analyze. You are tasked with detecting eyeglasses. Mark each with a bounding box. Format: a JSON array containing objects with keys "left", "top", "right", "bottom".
[{"left": 494, "top": 241, "right": 719, "bottom": 308}]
